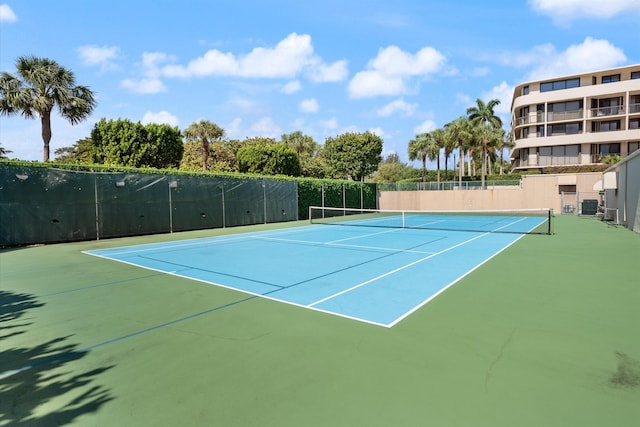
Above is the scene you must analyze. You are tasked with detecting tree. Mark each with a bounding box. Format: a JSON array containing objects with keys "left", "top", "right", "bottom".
[
  {"left": 323, "top": 131, "right": 383, "bottom": 181},
  {"left": 467, "top": 98, "right": 503, "bottom": 188},
  {"left": 0, "top": 142, "right": 12, "bottom": 159},
  {"left": 0, "top": 56, "right": 96, "bottom": 161},
  {"left": 430, "top": 128, "right": 446, "bottom": 184},
  {"left": 373, "top": 153, "right": 414, "bottom": 182},
  {"left": 236, "top": 143, "right": 300, "bottom": 176},
  {"left": 445, "top": 116, "right": 473, "bottom": 185},
  {"left": 281, "top": 131, "right": 318, "bottom": 160},
  {"left": 495, "top": 131, "right": 516, "bottom": 174},
  {"left": 471, "top": 123, "right": 503, "bottom": 189},
  {"left": 442, "top": 127, "right": 458, "bottom": 181},
  {"left": 91, "top": 118, "right": 183, "bottom": 168},
  {"left": 408, "top": 133, "right": 432, "bottom": 183},
  {"left": 183, "top": 120, "right": 225, "bottom": 171},
  {"left": 54, "top": 137, "right": 94, "bottom": 163},
  {"left": 180, "top": 140, "right": 236, "bottom": 172}
]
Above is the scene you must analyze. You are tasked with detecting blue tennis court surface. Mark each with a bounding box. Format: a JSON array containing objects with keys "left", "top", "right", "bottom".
[{"left": 85, "top": 215, "right": 546, "bottom": 327}]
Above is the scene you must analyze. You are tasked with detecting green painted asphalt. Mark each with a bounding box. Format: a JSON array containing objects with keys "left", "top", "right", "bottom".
[{"left": 1, "top": 216, "right": 638, "bottom": 426}]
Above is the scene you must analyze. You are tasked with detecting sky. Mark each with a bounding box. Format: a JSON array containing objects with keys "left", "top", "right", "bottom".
[{"left": 0, "top": 0, "right": 639, "bottom": 166}]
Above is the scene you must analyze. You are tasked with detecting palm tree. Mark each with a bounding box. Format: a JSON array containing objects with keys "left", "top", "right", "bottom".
[
  {"left": 408, "top": 132, "right": 432, "bottom": 183},
  {"left": 472, "top": 124, "right": 503, "bottom": 189},
  {"left": 0, "top": 142, "right": 12, "bottom": 159},
  {"left": 431, "top": 128, "right": 446, "bottom": 184},
  {"left": 495, "top": 131, "right": 516, "bottom": 174},
  {"left": 0, "top": 56, "right": 96, "bottom": 161},
  {"left": 183, "top": 120, "right": 225, "bottom": 171},
  {"left": 445, "top": 116, "right": 473, "bottom": 186},
  {"left": 281, "top": 131, "right": 317, "bottom": 160},
  {"left": 442, "top": 126, "right": 459, "bottom": 182},
  {"left": 467, "top": 98, "right": 502, "bottom": 189}
]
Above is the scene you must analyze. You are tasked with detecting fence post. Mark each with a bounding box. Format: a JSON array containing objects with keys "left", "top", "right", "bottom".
[{"left": 94, "top": 175, "right": 100, "bottom": 240}]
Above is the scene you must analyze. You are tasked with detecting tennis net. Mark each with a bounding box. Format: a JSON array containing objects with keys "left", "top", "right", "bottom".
[{"left": 309, "top": 206, "right": 554, "bottom": 235}]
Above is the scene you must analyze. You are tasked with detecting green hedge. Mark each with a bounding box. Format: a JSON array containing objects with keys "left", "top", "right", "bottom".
[
  {"left": 296, "top": 178, "right": 376, "bottom": 220},
  {"left": 1, "top": 160, "right": 378, "bottom": 223}
]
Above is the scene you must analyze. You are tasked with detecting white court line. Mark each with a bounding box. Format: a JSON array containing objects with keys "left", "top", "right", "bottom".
[
  {"left": 82, "top": 224, "right": 332, "bottom": 257},
  {"left": 308, "top": 217, "right": 528, "bottom": 308},
  {"left": 252, "top": 235, "right": 436, "bottom": 255}
]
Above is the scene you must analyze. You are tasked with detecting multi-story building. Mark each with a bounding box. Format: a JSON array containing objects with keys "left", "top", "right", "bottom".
[{"left": 510, "top": 64, "right": 640, "bottom": 172}]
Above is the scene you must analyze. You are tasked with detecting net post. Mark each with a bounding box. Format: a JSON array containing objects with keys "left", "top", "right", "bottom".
[{"left": 548, "top": 208, "right": 554, "bottom": 235}]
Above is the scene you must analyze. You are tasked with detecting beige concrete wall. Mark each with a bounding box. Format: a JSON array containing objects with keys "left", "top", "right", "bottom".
[{"left": 379, "top": 173, "right": 603, "bottom": 213}]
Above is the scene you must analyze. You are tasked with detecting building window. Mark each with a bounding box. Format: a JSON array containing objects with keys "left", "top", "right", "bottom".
[
  {"left": 599, "top": 143, "right": 621, "bottom": 155},
  {"left": 629, "top": 142, "right": 640, "bottom": 153},
  {"left": 547, "top": 122, "right": 582, "bottom": 136},
  {"left": 630, "top": 71, "right": 640, "bottom": 79},
  {"left": 629, "top": 118, "right": 640, "bottom": 130},
  {"left": 540, "top": 77, "right": 580, "bottom": 92},
  {"left": 592, "top": 120, "right": 621, "bottom": 132},
  {"left": 522, "top": 86, "right": 529, "bottom": 95},
  {"left": 536, "top": 125, "right": 545, "bottom": 137},
  {"left": 592, "top": 97, "right": 623, "bottom": 116},
  {"left": 548, "top": 100, "right": 583, "bottom": 120},
  {"left": 602, "top": 74, "right": 621, "bottom": 83},
  {"left": 630, "top": 95, "right": 640, "bottom": 113},
  {"left": 538, "top": 146, "right": 552, "bottom": 166},
  {"left": 519, "top": 127, "right": 530, "bottom": 139}
]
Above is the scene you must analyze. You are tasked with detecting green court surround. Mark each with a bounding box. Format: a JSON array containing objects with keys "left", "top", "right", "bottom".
[{"left": 1, "top": 215, "right": 638, "bottom": 426}]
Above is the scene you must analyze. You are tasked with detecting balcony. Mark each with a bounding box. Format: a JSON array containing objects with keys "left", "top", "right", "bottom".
[
  {"left": 514, "top": 112, "right": 545, "bottom": 126},
  {"left": 629, "top": 103, "right": 640, "bottom": 114},
  {"left": 591, "top": 105, "right": 625, "bottom": 117},
  {"left": 547, "top": 110, "right": 583, "bottom": 122}
]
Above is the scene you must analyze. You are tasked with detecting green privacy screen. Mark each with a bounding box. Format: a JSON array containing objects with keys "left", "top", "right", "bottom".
[
  {"left": 1, "top": 165, "right": 296, "bottom": 245},
  {"left": 1, "top": 164, "right": 376, "bottom": 246}
]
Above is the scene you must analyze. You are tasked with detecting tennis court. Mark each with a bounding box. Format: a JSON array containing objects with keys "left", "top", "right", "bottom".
[
  {"left": 1, "top": 214, "right": 639, "bottom": 426},
  {"left": 85, "top": 208, "right": 551, "bottom": 327}
]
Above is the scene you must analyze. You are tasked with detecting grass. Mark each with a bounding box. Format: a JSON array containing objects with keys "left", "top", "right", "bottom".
[{"left": 1, "top": 215, "right": 638, "bottom": 426}]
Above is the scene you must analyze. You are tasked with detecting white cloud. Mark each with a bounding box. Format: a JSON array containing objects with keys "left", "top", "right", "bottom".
[
  {"left": 348, "top": 45, "right": 446, "bottom": 98},
  {"left": 413, "top": 120, "right": 437, "bottom": 135},
  {"left": 299, "top": 98, "right": 319, "bottom": 113},
  {"left": 249, "top": 117, "right": 281, "bottom": 137},
  {"left": 161, "top": 33, "right": 345, "bottom": 83},
  {"left": 228, "top": 96, "right": 265, "bottom": 115},
  {"left": 226, "top": 117, "right": 281, "bottom": 140},
  {"left": 318, "top": 117, "right": 339, "bottom": 131},
  {"left": 225, "top": 118, "right": 244, "bottom": 139},
  {"left": 349, "top": 71, "right": 407, "bottom": 98},
  {"left": 367, "top": 127, "right": 387, "bottom": 138},
  {"left": 526, "top": 37, "right": 627, "bottom": 80},
  {"left": 282, "top": 80, "right": 302, "bottom": 94},
  {"left": 121, "top": 78, "right": 167, "bottom": 94},
  {"left": 163, "top": 49, "right": 238, "bottom": 77},
  {"left": 496, "top": 44, "right": 556, "bottom": 68},
  {"left": 481, "top": 81, "right": 514, "bottom": 115},
  {"left": 376, "top": 98, "right": 418, "bottom": 117},
  {"left": 141, "top": 111, "right": 179, "bottom": 127},
  {"left": 529, "top": 0, "right": 640, "bottom": 24},
  {"left": 0, "top": 4, "right": 17, "bottom": 23},
  {"left": 120, "top": 52, "right": 175, "bottom": 94},
  {"left": 307, "top": 59, "right": 349, "bottom": 82},
  {"left": 140, "top": 52, "right": 175, "bottom": 78},
  {"left": 77, "top": 45, "right": 120, "bottom": 70},
  {"left": 370, "top": 46, "right": 445, "bottom": 77}
]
